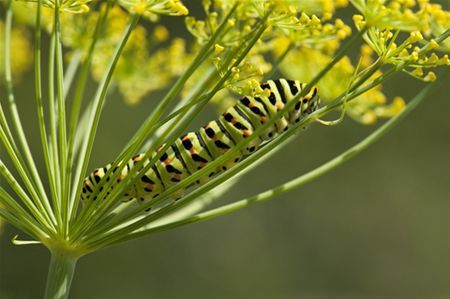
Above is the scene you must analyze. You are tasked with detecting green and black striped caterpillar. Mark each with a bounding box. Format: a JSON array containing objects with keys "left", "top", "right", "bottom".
[{"left": 81, "top": 79, "right": 320, "bottom": 205}]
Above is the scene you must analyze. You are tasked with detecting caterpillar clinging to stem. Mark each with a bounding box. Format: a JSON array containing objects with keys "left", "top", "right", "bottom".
[{"left": 81, "top": 79, "right": 320, "bottom": 207}]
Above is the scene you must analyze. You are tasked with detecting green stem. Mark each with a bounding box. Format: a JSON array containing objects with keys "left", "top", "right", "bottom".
[
  {"left": 2, "top": 0, "right": 56, "bottom": 229},
  {"left": 77, "top": 4, "right": 240, "bottom": 217},
  {"left": 82, "top": 18, "right": 355, "bottom": 246},
  {"left": 114, "top": 68, "right": 449, "bottom": 245},
  {"left": 63, "top": 50, "right": 81, "bottom": 99},
  {"left": 67, "top": 2, "right": 112, "bottom": 221},
  {"left": 44, "top": 250, "right": 79, "bottom": 299},
  {"left": 48, "top": 21, "right": 62, "bottom": 221},
  {"left": 69, "top": 14, "right": 140, "bottom": 231},
  {"left": 81, "top": 18, "right": 270, "bottom": 242},
  {"left": 35, "top": 0, "right": 59, "bottom": 226},
  {"left": 54, "top": 0, "right": 69, "bottom": 234},
  {"left": 71, "top": 4, "right": 240, "bottom": 238}
]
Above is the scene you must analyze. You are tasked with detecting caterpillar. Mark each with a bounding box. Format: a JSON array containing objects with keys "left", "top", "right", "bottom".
[{"left": 81, "top": 79, "right": 320, "bottom": 206}]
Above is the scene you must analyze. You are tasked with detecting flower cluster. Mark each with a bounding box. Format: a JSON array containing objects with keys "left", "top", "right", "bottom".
[{"left": 352, "top": 0, "right": 450, "bottom": 81}]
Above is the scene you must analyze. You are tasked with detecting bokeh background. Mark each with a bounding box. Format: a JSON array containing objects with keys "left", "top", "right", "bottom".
[{"left": 1, "top": 2, "right": 450, "bottom": 298}]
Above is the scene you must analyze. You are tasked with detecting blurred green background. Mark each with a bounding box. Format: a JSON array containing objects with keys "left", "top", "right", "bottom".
[{"left": 1, "top": 3, "right": 450, "bottom": 299}]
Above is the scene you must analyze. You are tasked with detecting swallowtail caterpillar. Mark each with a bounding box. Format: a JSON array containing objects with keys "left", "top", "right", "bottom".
[{"left": 81, "top": 79, "right": 320, "bottom": 207}]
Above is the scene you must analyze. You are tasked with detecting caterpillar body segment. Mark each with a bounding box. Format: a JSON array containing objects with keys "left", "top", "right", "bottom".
[{"left": 81, "top": 79, "right": 320, "bottom": 206}]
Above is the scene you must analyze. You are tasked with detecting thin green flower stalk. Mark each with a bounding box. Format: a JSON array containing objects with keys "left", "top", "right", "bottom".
[{"left": 0, "top": 0, "right": 449, "bottom": 298}]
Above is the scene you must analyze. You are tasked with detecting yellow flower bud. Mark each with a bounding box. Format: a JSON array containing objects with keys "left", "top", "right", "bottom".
[
  {"left": 428, "top": 39, "right": 439, "bottom": 50},
  {"left": 214, "top": 44, "right": 225, "bottom": 54},
  {"left": 337, "top": 29, "right": 348, "bottom": 39},
  {"left": 323, "top": 13, "right": 333, "bottom": 21},
  {"left": 410, "top": 51, "right": 419, "bottom": 61},
  {"left": 423, "top": 71, "right": 436, "bottom": 82},
  {"left": 352, "top": 14, "right": 365, "bottom": 27},
  {"left": 288, "top": 5, "right": 297, "bottom": 15},
  {"left": 408, "top": 31, "right": 423, "bottom": 43},
  {"left": 411, "top": 67, "right": 424, "bottom": 77},
  {"left": 392, "top": 97, "right": 405, "bottom": 113},
  {"left": 439, "top": 55, "right": 450, "bottom": 65},
  {"left": 300, "top": 13, "right": 310, "bottom": 23},
  {"left": 310, "top": 15, "right": 321, "bottom": 26},
  {"left": 227, "top": 18, "right": 236, "bottom": 27}
]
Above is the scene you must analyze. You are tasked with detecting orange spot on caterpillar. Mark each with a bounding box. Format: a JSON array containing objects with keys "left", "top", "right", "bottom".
[{"left": 133, "top": 155, "right": 142, "bottom": 162}]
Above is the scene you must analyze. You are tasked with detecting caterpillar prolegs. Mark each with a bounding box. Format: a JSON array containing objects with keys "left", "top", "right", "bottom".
[{"left": 81, "top": 79, "right": 320, "bottom": 206}]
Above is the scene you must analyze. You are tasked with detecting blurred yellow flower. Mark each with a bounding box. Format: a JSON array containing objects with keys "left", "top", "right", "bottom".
[{"left": 0, "top": 21, "right": 33, "bottom": 81}]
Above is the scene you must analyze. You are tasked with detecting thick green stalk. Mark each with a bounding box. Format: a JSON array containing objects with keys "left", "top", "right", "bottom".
[
  {"left": 44, "top": 250, "right": 79, "bottom": 299},
  {"left": 112, "top": 68, "right": 449, "bottom": 246}
]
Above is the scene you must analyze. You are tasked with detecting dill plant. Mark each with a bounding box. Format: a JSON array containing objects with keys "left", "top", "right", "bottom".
[{"left": 0, "top": 0, "right": 449, "bottom": 298}]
